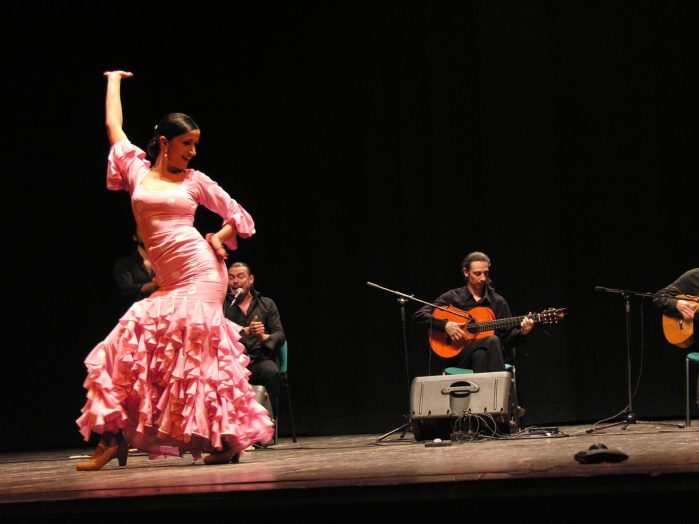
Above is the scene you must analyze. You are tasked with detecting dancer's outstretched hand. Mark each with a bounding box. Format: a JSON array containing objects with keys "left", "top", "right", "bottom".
[{"left": 104, "top": 70, "right": 134, "bottom": 80}]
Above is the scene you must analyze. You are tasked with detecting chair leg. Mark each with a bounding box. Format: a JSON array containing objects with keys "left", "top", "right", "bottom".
[
  {"left": 510, "top": 366, "right": 520, "bottom": 432},
  {"left": 687, "top": 357, "right": 691, "bottom": 428},
  {"left": 286, "top": 382, "right": 298, "bottom": 443},
  {"left": 273, "top": 377, "right": 298, "bottom": 444},
  {"left": 274, "top": 395, "right": 279, "bottom": 446}
]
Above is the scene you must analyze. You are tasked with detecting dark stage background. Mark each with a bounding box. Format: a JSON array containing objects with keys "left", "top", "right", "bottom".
[{"left": 3, "top": 1, "right": 697, "bottom": 451}]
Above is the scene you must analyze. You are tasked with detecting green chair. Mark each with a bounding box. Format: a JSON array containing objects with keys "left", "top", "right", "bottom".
[
  {"left": 274, "top": 341, "right": 298, "bottom": 444},
  {"left": 686, "top": 352, "right": 699, "bottom": 427},
  {"left": 443, "top": 346, "right": 518, "bottom": 380},
  {"left": 444, "top": 362, "right": 515, "bottom": 374}
]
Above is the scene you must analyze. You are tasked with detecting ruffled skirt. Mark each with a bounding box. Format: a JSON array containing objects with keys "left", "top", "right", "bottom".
[{"left": 76, "top": 286, "right": 274, "bottom": 459}]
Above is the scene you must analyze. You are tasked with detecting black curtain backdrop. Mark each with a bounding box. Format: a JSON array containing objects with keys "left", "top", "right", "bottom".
[{"left": 3, "top": 1, "right": 697, "bottom": 451}]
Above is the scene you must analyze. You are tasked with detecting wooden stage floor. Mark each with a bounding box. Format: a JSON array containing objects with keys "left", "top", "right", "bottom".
[{"left": 2, "top": 421, "right": 699, "bottom": 521}]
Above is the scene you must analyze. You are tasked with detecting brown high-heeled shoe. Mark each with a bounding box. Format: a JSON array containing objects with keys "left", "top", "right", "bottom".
[
  {"left": 90, "top": 440, "right": 108, "bottom": 459},
  {"left": 76, "top": 433, "right": 128, "bottom": 471},
  {"left": 203, "top": 441, "right": 239, "bottom": 465}
]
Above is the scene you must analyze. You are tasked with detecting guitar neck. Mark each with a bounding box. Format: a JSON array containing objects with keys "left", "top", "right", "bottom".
[{"left": 472, "top": 314, "right": 537, "bottom": 333}]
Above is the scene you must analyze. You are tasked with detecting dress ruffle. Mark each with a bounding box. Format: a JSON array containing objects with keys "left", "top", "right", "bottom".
[{"left": 76, "top": 293, "right": 274, "bottom": 459}]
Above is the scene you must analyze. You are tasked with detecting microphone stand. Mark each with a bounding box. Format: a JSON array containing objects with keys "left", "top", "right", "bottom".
[
  {"left": 367, "top": 282, "right": 455, "bottom": 442},
  {"left": 586, "top": 286, "right": 684, "bottom": 433}
]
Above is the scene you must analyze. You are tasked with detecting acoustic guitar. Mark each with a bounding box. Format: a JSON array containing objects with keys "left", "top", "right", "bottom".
[
  {"left": 661, "top": 295, "right": 698, "bottom": 348},
  {"left": 429, "top": 305, "right": 566, "bottom": 358}
]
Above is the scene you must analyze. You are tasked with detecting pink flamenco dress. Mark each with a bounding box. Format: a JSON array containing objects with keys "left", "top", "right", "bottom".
[{"left": 76, "top": 140, "right": 274, "bottom": 461}]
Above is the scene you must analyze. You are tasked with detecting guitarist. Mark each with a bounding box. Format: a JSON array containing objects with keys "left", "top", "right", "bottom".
[
  {"left": 653, "top": 268, "right": 699, "bottom": 341},
  {"left": 412, "top": 251, "right": 534, "bottom": 373}
]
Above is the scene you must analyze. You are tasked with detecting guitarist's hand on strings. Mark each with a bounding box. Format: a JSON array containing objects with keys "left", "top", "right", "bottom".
[
  {"left": 676, "top": 300, "right": 696, "bottom": 321},
  {"left": 445, "top": 321, "right": 468, "bottom": 343},
  {"left": 520, "top": 314, "right": 535, "bottom": 336}
]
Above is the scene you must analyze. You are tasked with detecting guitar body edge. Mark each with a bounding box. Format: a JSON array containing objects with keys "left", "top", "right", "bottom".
[{"left": 662, "top": 313, "right": 695, "bottom": 348}]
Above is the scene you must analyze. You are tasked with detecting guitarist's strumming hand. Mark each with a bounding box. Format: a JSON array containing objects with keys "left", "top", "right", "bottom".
[
  {"left": 445, "top": 321, "right": 468, "bottom": 344},
  {"left": 676, "top": 300, "right": 696, "bottom": 321},
  {"left": 520, "top": 314, "right": 535, "bottom": 336}
]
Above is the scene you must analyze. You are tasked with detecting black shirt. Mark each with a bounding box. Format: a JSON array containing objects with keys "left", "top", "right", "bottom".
[
  {"left": 223, "top": 289, "right": 286, "bottom": 364},
  {"left": 112, "top": 251, "right": 154, "bottom": 310}
]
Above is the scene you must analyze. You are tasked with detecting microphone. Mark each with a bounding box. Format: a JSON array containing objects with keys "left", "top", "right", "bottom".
[{"left": 229, "top": 287, "right": 243, "bottom": 306}]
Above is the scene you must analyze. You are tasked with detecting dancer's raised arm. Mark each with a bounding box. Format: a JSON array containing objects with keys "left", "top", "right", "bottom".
[{"left": 104, "top": 70, "right": 133, "bottom": 146}]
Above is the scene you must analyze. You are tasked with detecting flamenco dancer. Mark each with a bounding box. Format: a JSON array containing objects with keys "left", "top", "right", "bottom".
[{"left": 75, "top": 71, "right": 274, "bottom": 470}]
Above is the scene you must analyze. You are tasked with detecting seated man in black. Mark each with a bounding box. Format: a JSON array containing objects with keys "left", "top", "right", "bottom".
[
  {"left": 224, "top": 261, "right": 285, "bottom": 416},
  {"left": 412, "top": 251, "right": 533, "bottom": 373},
  {"left": 112, "top": 230, "right": 158, "bottom": 314}
]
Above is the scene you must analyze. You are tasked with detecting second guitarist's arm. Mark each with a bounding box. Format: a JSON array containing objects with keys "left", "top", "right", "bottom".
[
  {"left": 653, "top": 285, "right": 682, "bottom": 315},
  {"left": 653, "top": 268, "right": 699, "bottom": 321}
]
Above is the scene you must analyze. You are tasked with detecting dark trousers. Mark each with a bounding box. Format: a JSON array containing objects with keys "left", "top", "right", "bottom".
[
  {"left": 249, "top": 359, "right": 281, "bottom": 415},
  {"left": 451, "top": 335, "right": 506, "bottom": 373}
]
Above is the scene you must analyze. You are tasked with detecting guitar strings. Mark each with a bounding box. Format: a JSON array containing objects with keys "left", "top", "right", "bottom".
[{"left": 464, "top": 310, "right": 565, "bottom": 332}]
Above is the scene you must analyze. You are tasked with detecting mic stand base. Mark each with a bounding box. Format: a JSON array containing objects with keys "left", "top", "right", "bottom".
[
  {"left": 376, "top": 417, "right": 412, "bottom": 442},
  {"left": 586, "top": 410, "right": 684, "bottom": 434},
  {"left": 373, "top": 293, "right": 416, "bottom": 443},
  {"left": 587, "top": 287, "right": 685, "bottom": 435}
]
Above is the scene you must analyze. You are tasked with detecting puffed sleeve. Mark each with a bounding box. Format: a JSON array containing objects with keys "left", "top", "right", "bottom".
[
  {"left": 191, "top": 171, "right": 256, "bottom": 250},
  {"left": 107, "top": 140, "right": 150, "bottom": 194}
]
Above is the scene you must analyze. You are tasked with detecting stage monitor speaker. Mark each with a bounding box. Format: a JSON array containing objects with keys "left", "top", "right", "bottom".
[
  {"left": 251, "top": 385, "right": 274, "bottom": 418},
  {"left": 409, "top": 372, "right": 514, "bottom": 441}
]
